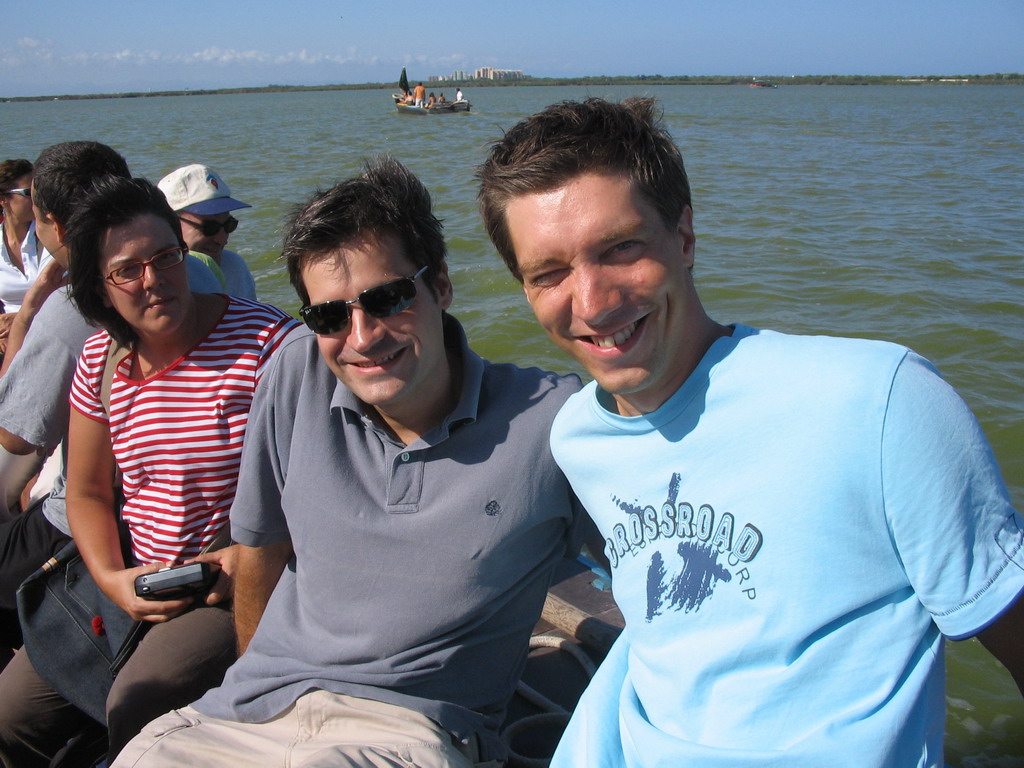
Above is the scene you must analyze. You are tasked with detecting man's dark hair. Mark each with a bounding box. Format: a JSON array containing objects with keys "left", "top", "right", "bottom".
[
  {"left": 283, "top": 155, "right": 446, "bottom": 306},
  {"left": 66, "top": 176, "right": 186, "bottom": 347},
  {"left": 477, "top": 97, "right": 692, "bottom": 281},
  {"left": 0, "top": 159, "right": 33, "bottom": 191},
  {"left": 33, "top": 141, "right": 130, "bottom": 225}
]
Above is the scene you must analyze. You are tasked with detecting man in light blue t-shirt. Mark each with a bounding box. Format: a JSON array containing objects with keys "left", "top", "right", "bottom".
[{"left": 477, "top": 98, "right": 1024, "bottom": 767}]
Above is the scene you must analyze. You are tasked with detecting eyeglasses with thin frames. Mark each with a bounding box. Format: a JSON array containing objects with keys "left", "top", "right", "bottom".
[
  {"left": 300, "top": 265, "right": 428, "bottom": 335},
  {"left": 178, "top": 215, "right": 239, "bottom": 237},
  {"left": 105, "top": 246, "right": 186, "bottom": 285}
]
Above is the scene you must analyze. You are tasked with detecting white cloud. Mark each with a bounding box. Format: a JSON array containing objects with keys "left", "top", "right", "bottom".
[
  {"left": 1, "top": 38, "right": 463, "bottom": 96},
  {"left": 1, "top": 41, "right": 385, "bottom": 70}
]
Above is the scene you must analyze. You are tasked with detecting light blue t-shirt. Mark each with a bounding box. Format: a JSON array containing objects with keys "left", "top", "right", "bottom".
[
  {"left": 188, "top": 249, "right": 257, "bottom": 299},
  {"left": 185, "top": 252, "right": 222, "bottom": 294},
  {"left": 550, "top": 325, "right": 1024, "bottom": 768}
]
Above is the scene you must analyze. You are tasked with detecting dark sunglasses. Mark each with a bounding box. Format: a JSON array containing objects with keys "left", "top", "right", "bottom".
[
  {"left": 3, "top": 188, "right": 31, "bottom": 198},
  {"left": 300, "top": 266, "right": 427, "bottom": 335},
  {"left": 178, "top": 215, "right": 239, "bottom": 237}
]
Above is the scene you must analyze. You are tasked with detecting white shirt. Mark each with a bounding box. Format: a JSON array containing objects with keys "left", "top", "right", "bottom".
[{"left": 0, "top": 221, "right": 53, "bottom": 312}]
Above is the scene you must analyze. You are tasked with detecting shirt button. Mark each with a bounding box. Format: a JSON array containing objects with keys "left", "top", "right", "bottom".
[{"left": 401, "top": 452, "right": 410, "bottom": 462}]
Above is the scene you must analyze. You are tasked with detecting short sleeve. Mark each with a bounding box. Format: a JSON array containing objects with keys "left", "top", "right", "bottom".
[
  {"left": 881, "top": 352, "right": 1024, "bottom": 638},
  {"left": 68, "top": 333, "right": 112, "bottom": 424},
  {"left": 0, "top": 290, "right": 90, "bottom": 448},
  {"left": 228, "top": 336, "right": 296, "bottom": 547}
]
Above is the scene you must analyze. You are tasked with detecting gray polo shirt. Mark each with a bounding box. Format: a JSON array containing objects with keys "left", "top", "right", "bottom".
[
  {"left": 195, "top": 315, "right": 590, "bottom": 761},
  {"left": 0, "top": 287, "right": 96, "bottom": 534}
]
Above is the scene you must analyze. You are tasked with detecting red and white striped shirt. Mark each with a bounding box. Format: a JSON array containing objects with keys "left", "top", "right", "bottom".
[{"left": 70, "top": 297, "right": 300, "bottom": 564}]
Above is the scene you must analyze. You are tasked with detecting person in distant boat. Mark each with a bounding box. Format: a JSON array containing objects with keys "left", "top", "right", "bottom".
[
  {"left": 113, "top": 156, "right": 595, "bottom": 768},
  {"left": 438, "top": 92, "right": 447, "bottom": 103},
  {"left": 477, "top": 97, "right": 1024, "bottom": 768},
  {"left": 414, "top": 81, "right": 426, "bottom": 107},
  {"left": 157, "top": 164, "right": 257, "bottom": 299},
  {"left": 404, "top": 91, "right": 415, "bottom": 105},
  {"left": 455, "top": 87, "right": 465, "bottom": 102},
  {"left": 427, "top": 92, "right": 437, "bottom": 107}
]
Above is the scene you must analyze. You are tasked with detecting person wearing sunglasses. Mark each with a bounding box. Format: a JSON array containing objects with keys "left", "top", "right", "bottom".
[
  {"left": 112, "top": 156, "right": 597, "bottom": 768},
  {"left": 157, "top": 164, "right": 257, "bottom": 300},
  {"left": 0, "top": 174, "right": 299, "bottom": 767},
  {"left": 0, "top": 159, "right": 53, "bottom": 357}
]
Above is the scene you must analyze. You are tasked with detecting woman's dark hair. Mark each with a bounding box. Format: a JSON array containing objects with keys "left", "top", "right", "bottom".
[
  {"left": 66, "top": 176, "right": 186, "bottom": 347},
  {"left": 0, "top": 159, "right": 33, "bottom": 192}
]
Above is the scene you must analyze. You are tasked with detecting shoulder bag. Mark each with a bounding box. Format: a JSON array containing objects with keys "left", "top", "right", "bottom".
[{"left": 14, "top": 340, "right": 143, "bottom": 722}]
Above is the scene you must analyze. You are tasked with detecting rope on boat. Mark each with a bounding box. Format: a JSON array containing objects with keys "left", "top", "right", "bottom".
[
  {"left": 503, "top": 634, "right": 598, "bottom": 768},
  {"left": 529, "top": 633, "right": 598, "bottom": 677}
]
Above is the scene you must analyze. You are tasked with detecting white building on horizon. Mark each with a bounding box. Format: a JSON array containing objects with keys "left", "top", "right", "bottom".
[
  {"left": 474, "top": 67, "right": 525, "bottom": 80},
  {"left": 426, "top": 67, "right": 526, "bottom": 82}
]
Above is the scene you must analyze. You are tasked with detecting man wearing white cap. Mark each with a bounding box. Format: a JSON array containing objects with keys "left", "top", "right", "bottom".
[{"left": 158, "top": 164, "right": 257, "bottom": 299}]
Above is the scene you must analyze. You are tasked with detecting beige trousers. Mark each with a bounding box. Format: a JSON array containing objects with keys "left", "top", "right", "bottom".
[{"left": 111, "top": 690, "right": 502, "bottom": 768}]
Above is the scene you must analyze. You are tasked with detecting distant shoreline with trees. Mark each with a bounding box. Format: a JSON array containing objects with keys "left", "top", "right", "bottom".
[{"left": 4, "top": 73, "right": 1021, "bottom": 103}]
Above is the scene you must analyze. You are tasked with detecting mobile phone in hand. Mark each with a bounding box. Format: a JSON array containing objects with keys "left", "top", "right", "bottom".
[{"left": 134, "top": 562, "right": 217, "bottom": 601}]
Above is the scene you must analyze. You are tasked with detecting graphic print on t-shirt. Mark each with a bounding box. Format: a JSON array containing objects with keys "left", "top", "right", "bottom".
[{"left": 605, "top": 471, "right": 763, "bottom": 621}]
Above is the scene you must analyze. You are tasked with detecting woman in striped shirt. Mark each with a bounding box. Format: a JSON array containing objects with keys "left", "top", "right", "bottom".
[{"left": 0, "top": 176, "right": 300, "bottom": 766}]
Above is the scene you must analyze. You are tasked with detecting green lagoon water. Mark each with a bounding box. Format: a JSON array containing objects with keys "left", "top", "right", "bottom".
[{"left": 3, "top": 83, "right": 1022, "bottom": 764}]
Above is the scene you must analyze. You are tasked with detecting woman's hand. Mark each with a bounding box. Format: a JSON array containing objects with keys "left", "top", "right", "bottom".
[
  {"left": 95, "top": 563, "right": 195, "bottom": 623},
  {"left": 191, "top": 544, "right": 239, "bottom": 606}
]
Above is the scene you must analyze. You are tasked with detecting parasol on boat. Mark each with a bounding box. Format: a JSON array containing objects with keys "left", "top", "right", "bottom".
[{"left": 398, "top": 67, "right": 410, "bottom": 95}]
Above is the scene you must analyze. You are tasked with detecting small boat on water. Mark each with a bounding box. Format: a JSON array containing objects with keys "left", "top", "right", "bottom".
[
  {"left": 393, "top": 67, "right": 470, "bottom": 115},
  {"left": 749, "top": 79, "right": 778, "bottom": 88},
  {"left": 393, "top": 96, "right": 471, "bottom": 115}
]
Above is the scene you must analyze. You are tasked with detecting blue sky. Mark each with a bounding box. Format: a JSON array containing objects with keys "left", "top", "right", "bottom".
[{"left": 3, "top": 0, "right": 1021, "bottom": 97}]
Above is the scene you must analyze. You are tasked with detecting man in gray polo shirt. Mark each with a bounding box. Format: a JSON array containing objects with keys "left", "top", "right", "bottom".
[{"left": 114, "top": 156, "right": 593, "bottom": 768}]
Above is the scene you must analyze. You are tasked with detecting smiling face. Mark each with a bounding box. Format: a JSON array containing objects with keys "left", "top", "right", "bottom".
[
  {"left": 505, "top": 171, "right": 716, "bottom": 417},
  {"left": 301, "top": 232, "right": 455, "bottom": 442},
  {"left": 99, "top": 214, "right": 191, "bottom": 343}
]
